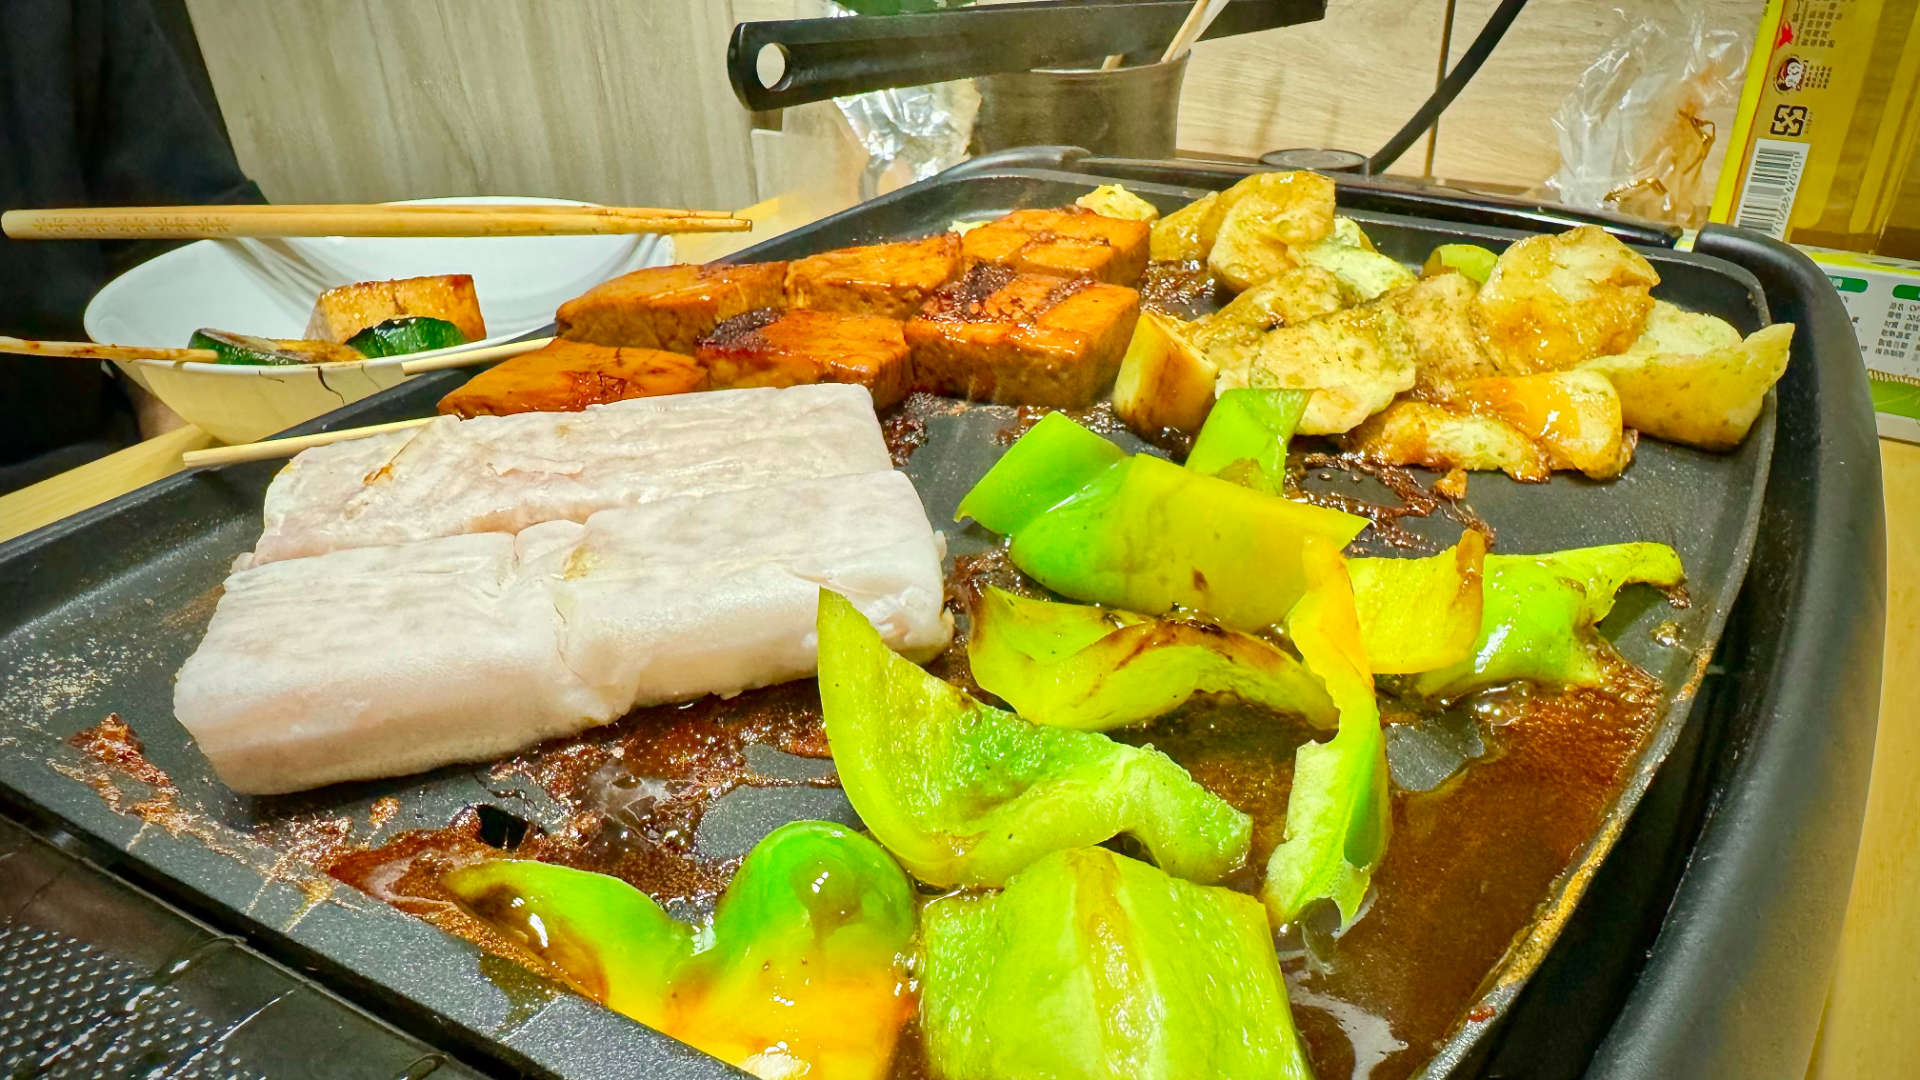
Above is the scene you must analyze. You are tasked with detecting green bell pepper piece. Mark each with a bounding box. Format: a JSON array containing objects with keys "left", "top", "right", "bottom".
[
  {"left": 1422, "top": 243, "right": 1499, "bottom": 284},
  {"left": 1346, "top": 530, "right": 1488, "bottom": 674},
  {"left": 1409, "top": 542, "right": 1685, "bottom": 699},
  {"left": 346, "top": 316, "right": 468, "bottom": 358},
  {"left": 445, "top": 820, "right": 916, "bottom": 1080},
  {"left": 921, "top": 847, "right": 1315, "bottom": 1080},
  {"left": 817, "top": 588, "right": 1251, "bottom": 888},
  {"left": 1184, "top": 387, "right": 1312, "bottom": 494},
  {"left": 966, "top": 585, "right": 1335, "bottom": 730},
  {"left": 954, "top": 410, "right": 1125, "bottom": 535},
  {"left": 442, "top": 858, "right": 694, "bottom": 1027},
  {"left": 1262, "top": 539, "right": 1392, "bottom": 931}
]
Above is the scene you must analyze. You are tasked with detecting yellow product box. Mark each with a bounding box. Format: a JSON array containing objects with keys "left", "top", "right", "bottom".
[
  {"left": 1807, "top": 249, "right": 1920, "bottom": 440},
  {"left": 1709, "top": 0, "right": 1920, "bottom": 254}
]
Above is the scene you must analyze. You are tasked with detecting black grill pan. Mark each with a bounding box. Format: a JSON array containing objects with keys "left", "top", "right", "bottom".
[{"left": 0, "top": 151, "right": 1881, "bottom": 1080}]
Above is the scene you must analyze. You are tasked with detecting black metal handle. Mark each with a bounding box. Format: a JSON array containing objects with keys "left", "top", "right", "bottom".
[{"left": 727, "top": 0, "right": 1326, "bottom": 111}]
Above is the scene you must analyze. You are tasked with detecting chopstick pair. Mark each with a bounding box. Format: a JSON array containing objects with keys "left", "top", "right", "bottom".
[
  {"left": 0, "top": 334, "right": 552, "bottom": 374},
  {"left": 1, "top": 203, "right": 750, "bottom": 240}
]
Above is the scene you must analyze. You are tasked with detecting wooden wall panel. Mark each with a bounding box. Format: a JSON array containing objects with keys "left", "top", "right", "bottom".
[
  {"left": 183, "top": 0, "right": 758, "bottom": 208},
  {"left": 1176, "top": 0, "right": 1449, "bottom": 176}
]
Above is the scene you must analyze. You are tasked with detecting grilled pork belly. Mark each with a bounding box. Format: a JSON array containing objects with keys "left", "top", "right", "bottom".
[
  {"left": 959, "top": 207, "right": 1151, "bottom": 285},
  {"left": 785, "top": 233, "right": 965, "bottom": 320},
  {"left": 437, "top": 339, "right": 710, "bottom": 417},
  {"left": 556, "top": 262, "right": 787, "bottom": 353},
  {"left": 698, "top": 308, "right": 913, "bottom": 408},
  {"left": 906, "top": 264, "right": 1139, "bottom": 408}
]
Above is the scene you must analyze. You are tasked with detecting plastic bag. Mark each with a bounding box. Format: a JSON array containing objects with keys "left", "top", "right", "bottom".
[
  {"left": 1547, "top": 9, "right": 1751, "bottom": 228},
  {"left": 815, "top": 1, "right": 980, "bottom": 197}
]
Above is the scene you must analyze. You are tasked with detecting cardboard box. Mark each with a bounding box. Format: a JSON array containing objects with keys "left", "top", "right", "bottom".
[{"left": 1804, "top": 248, "right": 1920, "bottom": 441}]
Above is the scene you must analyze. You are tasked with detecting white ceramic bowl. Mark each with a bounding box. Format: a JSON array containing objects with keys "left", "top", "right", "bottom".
[{"left": 83, "top": 196, "right": 672, "bottom": 443}]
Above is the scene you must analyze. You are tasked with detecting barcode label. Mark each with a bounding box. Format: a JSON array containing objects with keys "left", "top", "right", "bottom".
[{"left": 1732, "top": 138, "right": 1810, "bottom": 239}]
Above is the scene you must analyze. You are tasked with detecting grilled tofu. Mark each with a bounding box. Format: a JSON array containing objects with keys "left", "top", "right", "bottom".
[
  {"left": 556, "top": 262, "right": 788, "bottom": 354},
  {"left": 697, "top": 308, "right": 912, "bottom": 408},
  {"left": 906, "top": 264, "right": 1140, "bottom": 408},
  {"left": 1346, "top": 400, "right": 1553, "bottom": 482},
  {"left": 436, "top": 339, "right": 709, "bottom": 418},
  {"left": 785, "top": 233, "right": 964, "bottom": 319},
  {"left": 305, "top": 274, "right": 487, "bottom": 344},
  {"left": 960, "top": 207, "right": 1151, "bottom": 285}
]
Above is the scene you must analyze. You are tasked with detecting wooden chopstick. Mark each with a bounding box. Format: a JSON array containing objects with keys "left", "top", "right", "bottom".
[
  {"left": 399, "top": 335, "right": 553, "bottom": 374},
  {"left": 2, "top": 205, "right": 752, "bottom": 240},
  {"left": 0, "top": 336, "right": 217, "bottom": 363},
  {"left": 94, "top": 203, "right": 741, "bottom": 219},
  {"left": 183, "top": 417, "right": 438, "bottom": 468}
]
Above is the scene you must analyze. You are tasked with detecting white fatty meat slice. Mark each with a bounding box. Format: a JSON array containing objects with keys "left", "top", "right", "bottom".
[
  {"left": 175, "top": 472, "right": 950, "bottom": 795},
  {"left": 248, "top": 384, "right": 892, "bottom": 566}
]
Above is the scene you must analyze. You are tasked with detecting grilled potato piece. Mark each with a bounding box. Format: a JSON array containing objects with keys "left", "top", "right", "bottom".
[
  {"left": 1221, "top": 302, "right": 1416, "bottom": 435},
  {"left": 1346, "top": 400, "right": 1552, "bottom": 482},
  {"left": 960, "top": 207, "right": 1151, "bottom": 285},
  {"left": 784, "top": 233, "right": 964, "bottom": 320},
  {"left": 1474, "top": 225, "right": 1660, "bottom": 372},
  {"left": 1076, "top": 184, "right": 1161, "bottom": 222},
  {"left": 697, "top": 308, "right": 913, "bottom": 408},
  {"left": 1192, "top": 266, "right": 1345, "bottom": 382},
  {"left": 305, "top": 274, "right": 486, "bottom": 344},
  {"left": 437, "top": 340, "right": 709, "bottom": 418},
  {"left": 1388, "top": 273, "right": 1512, "bottom": 392},
  {"left": 1300, "top": 242, "right": 1417, "bottom": 303},
  {"left": 1583, "top": 318, "right": 1793, "bottom": 450},
  {"left": 1450, "top": 370, "right": 1630, "bottom": 479},
  {"left": 557, "top": 262, "right": 788, "bottom": 354},
  {"left": 1149, "top": 191, "right": 1219, "bottom": 262},
  {"left": 1112, "top": 311, "right": 1217, "bottom": 436},
  {"left": 906, "top": 264, "right": 1140, "bottom": 408},
  {"left": 1205, "top": 171, "right": 1338, "bottom": 292}
]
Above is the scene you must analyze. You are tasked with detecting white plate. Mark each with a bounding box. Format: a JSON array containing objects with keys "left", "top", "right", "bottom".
[{"left": 83, "top": 196, "right": 672, "bottom": 443}]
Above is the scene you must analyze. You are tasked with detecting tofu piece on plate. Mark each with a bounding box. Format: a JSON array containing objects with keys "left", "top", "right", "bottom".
[
  {"left": 304, "top": 274, "right": 486, "bottom": 343},
  {"left": 1387, "top": 272, "right": 1515, "bottom": 392},
  {"left": 697, "top": 308, "right": 913, "bottom": 408},
  {"left": 248, "top": 384, "right": 891, "bottom": 565},
  {"left": 960, "top": 207, "right": 1151, "bottom": 285},
  {"left": 784, "top": 233, "right": 964, "bottom": 319},
  {"left": 175, "top": 472, "right": 951, "bottom": 795},
  {"left": 556, "top": 261, "right": 788, "bottom": 353},
  {"left": 1346, "top": 400, "right": 1553, "bottom": 482},
  {"left": 1219, "top": 302, "right": 1416, "bottom": 434},
  {"left": 436, "top": 339, "right": 709, "bottom": 417},
  {"left": 906, "top": 264, "right": 1140, "bottom": 408}
]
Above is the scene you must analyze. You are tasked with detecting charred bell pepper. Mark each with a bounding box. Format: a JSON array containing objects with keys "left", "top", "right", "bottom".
[
  {"left": 444, "top": 819, "right": 916, "bottom": 1080},
  {"left": 1410, "top": 542, "right": 1685, "bottom": 699},
  {"left": 1347, "top": 530, "right": 1488, "bottom": 674},
  {"left": 1184, "top": 387, "right": 1312, "bottom": 495},
  {"left": 966, "top": 585, "right": 1335, "bottom": 731},
  {"left": 920, "top": 846, "right": 1314, "bottom": 1080},
  {"left": 1262, "top": 538, "right": 1392, "bottom": 931},
  {"left": 957, "top": 416, "right": 1365, "bottom": 632},
  {"left": 817, "top": 588, "right": 1251, "bottom": 888}
]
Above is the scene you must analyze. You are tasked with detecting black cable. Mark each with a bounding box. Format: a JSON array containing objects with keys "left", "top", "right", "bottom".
[{"left": 1367, "top": 0, "right": 1530, "bottom": 175}]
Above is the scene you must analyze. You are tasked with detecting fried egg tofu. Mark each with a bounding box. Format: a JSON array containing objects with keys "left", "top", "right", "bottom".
[
  {"left": 960, "top": 207, "right": 1151, "bottom": 285},
  {"left": 785, "top": 233, "right": 965, "bottom": 320},
  {"left": 1474, "top": 225, "right": 1660, "bottom": 372},
  {"left": 436, "top": 340, "right": 709, "bottom": 418},
  {"left": 697, "top": 308, "right": 912, "bottom": 408},
  {"left": 556, "top": 262, "right": 788, "bottom": 354},
  {"left": 905, "top": 264, "right": 1140, "bottom": 408},
  {"left": 305, "top": 274, "right": 487, "bottom": 344}
]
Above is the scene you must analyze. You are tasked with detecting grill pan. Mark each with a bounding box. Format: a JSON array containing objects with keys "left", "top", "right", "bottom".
[{"left": 0, "top": 149, "right": 1883, "bottom": 1079}]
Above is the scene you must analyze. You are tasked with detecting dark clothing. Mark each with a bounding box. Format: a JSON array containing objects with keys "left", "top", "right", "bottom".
[{"left": 1, "top": 0, "right": 262, "bottom": 488}]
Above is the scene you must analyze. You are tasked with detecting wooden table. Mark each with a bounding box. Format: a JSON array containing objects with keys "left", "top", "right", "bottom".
[{"left": 2, "top": 199, "right": 1912, "bottom": 1070}]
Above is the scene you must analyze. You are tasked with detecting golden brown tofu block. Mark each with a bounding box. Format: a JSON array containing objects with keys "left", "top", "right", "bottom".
[
  {"left": 905, "top": 264, "right": 1140, "bottom": 408},
  {"left": 785, "top": 233, "right": 964, "bottom": 320},
  {"left": 960, "top": 207, "right": 1151, "bottom": 285},
  {"left": 436, "top": 339, "right": 709, "bottom": 418},
  {"left": 305, "top": 274, "right": 487, "bottom": 343},
  {"left": 1346, "top": 399, "right": 1553, "bottom": 483},
  {"left": 556, "top": 261, "right": 788, "bottom": 354},
  {"left": 696, "top": 308, "right": 912, "bottom": 409}
]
